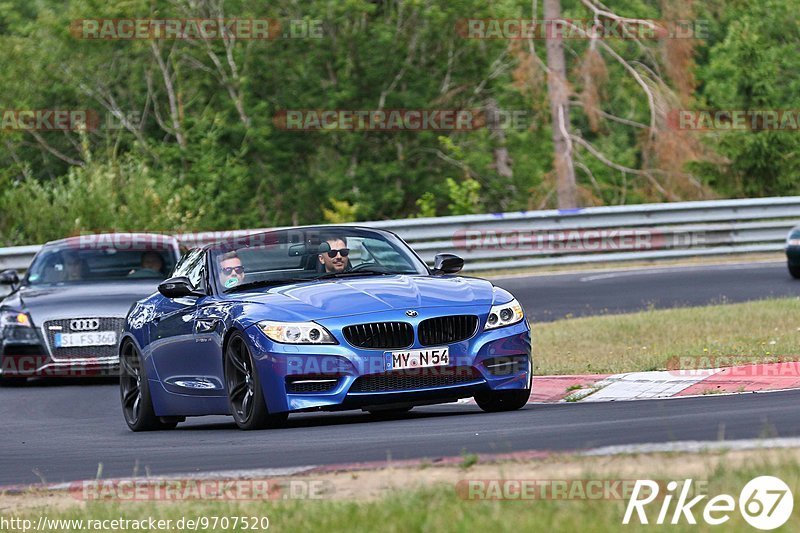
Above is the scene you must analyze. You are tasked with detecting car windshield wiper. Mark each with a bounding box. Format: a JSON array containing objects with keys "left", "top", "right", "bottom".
[
  {"left": 224, "top": 278, "right": 313, "bottom": 293},
  {"left": 316, "top": 269, "right": 407, "bottom": 280}
]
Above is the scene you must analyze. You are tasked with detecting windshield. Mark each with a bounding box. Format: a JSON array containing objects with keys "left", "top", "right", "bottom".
[
  {"left": 25, "top": 239, "right": 177, "bottom": 286},
  {"left": 210, "top": 227, "right": 429, "bottom": 293}
]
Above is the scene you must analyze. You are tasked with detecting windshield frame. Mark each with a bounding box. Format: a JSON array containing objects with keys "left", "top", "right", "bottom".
[{"left": 208, "top": 226, "right": 431, "bottom": 295}]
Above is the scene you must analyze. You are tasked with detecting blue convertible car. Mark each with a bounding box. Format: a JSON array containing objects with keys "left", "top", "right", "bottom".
[{"left": 120, "top": 226, "right": 531, "bottom": 430}]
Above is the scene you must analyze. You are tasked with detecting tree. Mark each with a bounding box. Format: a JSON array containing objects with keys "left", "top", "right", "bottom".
[
  {"left": 543, "top": 0, "right": 577, "bottom": 209},
  {"left": 531, "top": 0, "right": 711, "bottom": 207}
]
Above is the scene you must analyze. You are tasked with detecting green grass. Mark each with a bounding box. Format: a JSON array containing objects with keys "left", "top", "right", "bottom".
[
  {"left": 9, "top": 455, "right": 800, "bottom": 532},
  {"left": 532, "top": 297, "right": 800, "bottom": 375}
]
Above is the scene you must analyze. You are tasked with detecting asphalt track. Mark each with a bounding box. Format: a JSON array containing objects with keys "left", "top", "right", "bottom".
[
  {"left": 502, "top": 260, "right": 798, "bottom": 322},
  {"left": 2, "top": 260, "right": 799, "bottom": 486}
]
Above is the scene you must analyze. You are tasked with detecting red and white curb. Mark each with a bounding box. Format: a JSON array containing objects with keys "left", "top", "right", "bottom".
[
  {"left": 531, "top": 362, "right": 800, "bottom": 403},
  {"left": 575, "top": 369, "right": 719, "bottom": 402}
]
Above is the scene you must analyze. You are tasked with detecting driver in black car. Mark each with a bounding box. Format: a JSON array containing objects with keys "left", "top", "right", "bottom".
[
  {"left": 62, "top": 252, "right": 88, "bottom": 281},
  {"left": 318, "top": 236, "right": 351, "bottom": 273},
  {"left": 128, "top": 251, "right": 165, "bottom": 278}
]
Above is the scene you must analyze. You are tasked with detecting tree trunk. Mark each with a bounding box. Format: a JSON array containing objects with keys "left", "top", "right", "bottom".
[
  {"left": 543, "top": 0, "right": 577, "bottom": 209},
  {"left": 485, "top": 98, "right": 515, "bottom": 209}
]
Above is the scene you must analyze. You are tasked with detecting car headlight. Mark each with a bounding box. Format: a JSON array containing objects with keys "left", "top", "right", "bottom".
[
  {"left": 0, "top": 309, "right": 38, "bottom": 342},
  {"left": 257, "top": 320, "right": 337, "bottom": 344},
  {"left": 484, "top": 298, "right": 525, "bottom": 330},
  {"left": 0, "top": 310, "right": 31, "bottom": 328}
]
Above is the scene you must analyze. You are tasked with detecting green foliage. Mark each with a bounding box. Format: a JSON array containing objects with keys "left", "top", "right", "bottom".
[
  {"left": 322, "top": 198, "right": 359, "bottom": 223},
  {"left": 0, "top": 0, "right": 796, "bottom": 245},
  {"left": 695, "top": 0, "right": 800, "bottom": 197},
  {"left": 0, "top": 156, "right": 197, "bottom": 246},
  {"left": 446, "top": 178, "right": 481, "bottom": 215},
  {"left": 415, "top": 192, "right": 437, "bottom": 218}
]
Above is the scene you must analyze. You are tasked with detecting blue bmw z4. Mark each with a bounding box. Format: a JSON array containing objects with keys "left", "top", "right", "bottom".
[{"left": 120, "top": 226, "right": 532, "bottom": 431}]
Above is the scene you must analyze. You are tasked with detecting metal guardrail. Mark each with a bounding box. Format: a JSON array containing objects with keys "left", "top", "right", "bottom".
[{"left": 1, "top": 197, "right": 798, "bottom": 273}]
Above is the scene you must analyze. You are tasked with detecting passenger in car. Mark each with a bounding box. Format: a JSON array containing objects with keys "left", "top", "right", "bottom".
[{"left": 218, "top": 251, "right": 246, "bottom": 288}]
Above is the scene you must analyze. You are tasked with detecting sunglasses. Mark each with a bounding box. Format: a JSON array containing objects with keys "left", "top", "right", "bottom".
[
  {"left": 222, "top": 266, "right": 244, "bottom": 275},
  {"left": 325, "top": 248, "right": 350, "bottom": 258}
]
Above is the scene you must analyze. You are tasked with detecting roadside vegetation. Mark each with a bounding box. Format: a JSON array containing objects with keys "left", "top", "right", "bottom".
[
  {"left": 2, "top": 0, "right": 799, "bottom": 245},
  {"left": 6, "top": 448, "right": 800, "bottom": 532},
  {"left": 533, "top": 297, "right": 800, "bottom": 375}
]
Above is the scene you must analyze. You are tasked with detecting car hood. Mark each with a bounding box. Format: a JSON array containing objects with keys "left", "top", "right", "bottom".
[
  {"left": 232, "top": 275, "right": 499, "bottom": 323},
  {"left": 1, "top": 280, "right": 162, "bottom": 325}
]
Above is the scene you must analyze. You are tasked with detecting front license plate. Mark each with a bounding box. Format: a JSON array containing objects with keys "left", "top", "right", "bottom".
[
  {"left": 55, "top": 331, "right": 117, "bottom": 348},
  {"left": 386, "top": 347, "right": 449, "bottom": 370}
]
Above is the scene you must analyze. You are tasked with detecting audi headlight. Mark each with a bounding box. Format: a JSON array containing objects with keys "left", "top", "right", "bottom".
[
  {"left": 257, "top": 320, "right": 337, "bottom": 344},
  {"left": 484, "top": 299, "right": 525, "bottom": 330},
  {"left": 0, "top": 310, "right": 32, "bottom": 328},
  {"left": 0, "top": 309, "right": 38, "bottom": 342}
]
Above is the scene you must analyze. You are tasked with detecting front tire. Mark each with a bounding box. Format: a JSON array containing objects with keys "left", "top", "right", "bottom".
[
  {"left": 224, "top": 332, "right": 288, "bottom": 430},
  {"left": 120, "top": 341, "right": 176, "bottom": 431},
  {"left": 475, "top": 356, "right": 532, "bottom": 412},
  {"left": 789, "top": 263, "right": 800, "bottom": 279},
  {"left": 0, "top": 376, "right": 27, "bottom": 387},
  {"left": 474, "top": 389, "right": 531, "bottom": 412}
]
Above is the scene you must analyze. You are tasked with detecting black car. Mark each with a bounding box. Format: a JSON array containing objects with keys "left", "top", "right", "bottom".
[
  {"left": 0, "top": 233, "right": 181, "bottom": 384},
  {"left": 787, "top": 225, "right": 800, "bottom": 279}
]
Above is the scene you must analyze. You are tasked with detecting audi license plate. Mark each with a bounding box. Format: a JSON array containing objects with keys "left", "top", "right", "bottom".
[
  {"left": 386, "top": 347, "right": 449, "bottom": 370},
  {"left": 54, "top": 331, "right": 117, "bottom": 348}
]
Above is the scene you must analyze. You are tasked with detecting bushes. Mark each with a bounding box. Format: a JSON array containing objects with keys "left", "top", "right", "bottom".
[{"left": 0, "top": 157, "right": 198, "bottom": 245}]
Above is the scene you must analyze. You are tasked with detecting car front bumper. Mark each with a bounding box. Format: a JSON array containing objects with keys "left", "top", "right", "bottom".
[
  {"left": 1, "top": 338, "right": 119, "bottom": 378},
  {"left": 246, "top": 317, "right": 532, "bottom": 414}
]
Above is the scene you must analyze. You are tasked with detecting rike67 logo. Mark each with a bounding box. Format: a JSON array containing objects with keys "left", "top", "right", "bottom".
[{"left": 624, "top": 476, "right": 793, "bottom": 530}]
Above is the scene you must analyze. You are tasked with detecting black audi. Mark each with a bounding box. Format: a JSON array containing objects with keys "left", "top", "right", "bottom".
[{"left": 0, "top": 233, "right": 181, "bottom": 384}]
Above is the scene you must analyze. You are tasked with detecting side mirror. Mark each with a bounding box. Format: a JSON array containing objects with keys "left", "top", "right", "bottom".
[
  {"left": 431, "top": 253, "right": 464, "bottom": 275},
  {"left": 0, "top": 269, "right": 20, "bottom": 286},
  {"left": 158, "top": 276, "right": 204, "bottom": 299}
]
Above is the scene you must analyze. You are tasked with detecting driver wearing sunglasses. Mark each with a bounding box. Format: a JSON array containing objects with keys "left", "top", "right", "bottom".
[
  {"left": 218, "top": 251, "right": 246, "bottom": 288},
  {"left": 318, "top": 237, "right": 351, "bottom": 273}
]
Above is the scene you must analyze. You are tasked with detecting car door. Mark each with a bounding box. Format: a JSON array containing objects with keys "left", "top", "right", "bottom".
[{"left": 149, "top": 249, "right": 224, "bottom": 392}]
